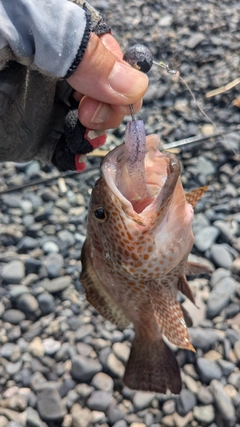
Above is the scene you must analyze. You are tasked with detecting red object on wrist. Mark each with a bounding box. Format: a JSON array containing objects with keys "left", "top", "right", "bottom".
[
  {"left": 84, "top": 128, "right": 107, "bottom": 149},
  {"left": 75, "top": 154, "right": 87, "bottom": 172}
]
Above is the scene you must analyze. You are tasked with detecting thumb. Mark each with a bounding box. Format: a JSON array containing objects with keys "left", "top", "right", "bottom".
[{"left": 67, "top": 33, "right": 148, "bottom": 105}]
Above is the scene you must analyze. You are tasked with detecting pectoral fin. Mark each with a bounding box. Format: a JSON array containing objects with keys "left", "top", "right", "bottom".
[
  {"left": 80, "top": 239, "right": 130, "bottom": 329},
  {"left": 178, "top": 275, "right": 195, "bottom": 304},
  {"left": 148, "top": 280, "right": 195, "bottom": 352},
  {"left": 187, "top": 261, "right": 213, "bottom": 275}
]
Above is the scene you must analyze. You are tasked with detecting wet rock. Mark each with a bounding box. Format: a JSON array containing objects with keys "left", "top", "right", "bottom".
[{"left": 210, "top": 268, "right": 231, "bottom": 287}]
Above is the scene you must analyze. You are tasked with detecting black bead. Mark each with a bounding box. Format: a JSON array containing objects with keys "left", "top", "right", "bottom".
[{"left": 123, "top": 45, "right": 153, "bottom": 74}]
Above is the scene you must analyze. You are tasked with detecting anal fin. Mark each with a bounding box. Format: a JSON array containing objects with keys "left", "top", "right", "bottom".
[
  {"left": 148, "top": 281, "right": 195, "bottom": 352},
  {"left": 123, "top": 333, "right": 182, "bottom": 394},
  {"left": 80, "top": 239, "right": 130, "bottom": 329}
]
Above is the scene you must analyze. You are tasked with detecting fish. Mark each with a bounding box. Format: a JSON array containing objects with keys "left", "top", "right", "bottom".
[{"left": 80, "top": 120, "right": 210, "bottom": 394}]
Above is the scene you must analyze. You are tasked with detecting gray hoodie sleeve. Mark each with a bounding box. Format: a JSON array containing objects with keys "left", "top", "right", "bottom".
[{"left": 0, "top": 0, "right": 90, "bottom": 77}]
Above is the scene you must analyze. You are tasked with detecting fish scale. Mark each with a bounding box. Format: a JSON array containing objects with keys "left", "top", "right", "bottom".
[{"left": 80, "top": 130, "right": 210, "bottom": 394}]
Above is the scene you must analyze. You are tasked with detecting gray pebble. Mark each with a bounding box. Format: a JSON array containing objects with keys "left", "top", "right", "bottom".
[
  {"left": 3, "top": 309, "right": 26, "bottom": 324},
  {"left": 58, "top": 230, "right": 75, "bottom": 248},
  {"left": 112, "top": 342, "right": 130, "bottom": 364},
  {"left": 71, "top": 355, "right": 102, "bottom": 382},
  {"left": 44, "top": 253, "right": 64, "bottom": 278},
  {"left": 5, "top": 360, "right": 22, "bottom": 376},
  {"left": 43, "top": 338, "right": 61, "bottom": 355},
  {"left": 112, "top": 422, "right": 127, "bottom": 427},
  {"left": 207, "top": 277, "right": 237, "bottom": 318},
  {"left": 26, "top": 407, "right": 44, "bottom": 427},
  {"left": 87, "top": 390, "right": 112, "bottom": 412},
  {"left": 43, "top": 276, "right": 71, "bottom": 293},
  {"left": 193, "top": 405, "right": 215, "bottom": 424},
  {"left": 1, "top": 261, "right": 25, "bottom": 284},
  {"left": 210, "top": 244, "right": 233, "bottom": 269},
  {"left": 197, "top": 155, "right": 216, "bottom": 175},
  {"left": 10, "top": 285, "right": 29, "bottom": 300},
  {"left": 75, "top": 324, "right": 94, "bottom": 341},
  {"left": 189, "top": 328, "right": 221, "bottom": 351},
  {"left": 210, "top": 268, "right": 231, "bottom": 287},
  {"left": 211, "top": 379, "right": 236, "bottom": 426},
  {"left": 17, "top": 236, "right": 38, "bottom": 252},
  {"left": 37, "top": 293, "right": 54, "bottom": 315},
  {"left": 176, "top": 389, "right": 197, "bottom": 416},
  {"left": 37, "top": 384, "right": 67, "bottom": 421},
  {"left": 16, "top": 293, "right": 39, "bottom": 314},
  {"left": 217, "top": 359, "right": 235, "bottom": 376},
  {"left": 198, "top": 386, "right": 214, "bottom": 405},
  {"left": 91, "top": 372, "right": 114, "bottom": 392},
  {"left": 194, "top": 226, "right": 219, "bottom": 252},
  {"left": 0, "top": 343, "right": 21, "bottom": 362},
  {"left": 42, "top": 241, "right": 59, "bottom": 253},
  {"left": 196, "top": 357, "right": 222, "bottom": 383},
  {"left": 132, "top": 391, "right": 155, "bottom": 411},
  {"left": 186, "top": 33, "right": 206, "bottom": 49}
]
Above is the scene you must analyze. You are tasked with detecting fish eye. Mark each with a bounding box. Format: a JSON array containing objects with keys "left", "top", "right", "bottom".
[{"left": 93, "top": 207, "right": 108, "bottom": 222}]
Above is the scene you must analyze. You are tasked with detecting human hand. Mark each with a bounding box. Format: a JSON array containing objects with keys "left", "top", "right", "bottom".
[{"left": 67, "top": 32, "right": 148, "bottom": 131}]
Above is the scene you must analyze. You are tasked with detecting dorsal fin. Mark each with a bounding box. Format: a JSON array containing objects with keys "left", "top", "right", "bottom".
[
  {"left": 185, "top": 186, "right": 208, "bottom": 207},
  {"left": 148, "top": 280, "right": 195, "bottom": 352}
]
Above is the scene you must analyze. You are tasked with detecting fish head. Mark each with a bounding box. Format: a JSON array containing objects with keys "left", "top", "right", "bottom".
[{"left": 87, "top": 134, "right": 194, "bottom": 278}]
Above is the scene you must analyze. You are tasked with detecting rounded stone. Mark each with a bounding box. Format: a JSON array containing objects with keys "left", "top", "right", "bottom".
[
  {"left": 43, "top": 276, "right": 71, "bottom": 294},
  {"left": 91, "top": 372, "right": 114, "bottom": 392},
  {"left": 1, "top": 261, "right": 25, "bottom": 284},
  {"left": 196, "top": 358, "right": 222, "bottom": 383},
  {"left": 71, "top": 355, "right": 102, "bottom": 382},
  {"left": 193, "top": 405, "right": 215, "bottom": 424},
  {"left": 3, "top": 309, "right": 26, "bottom": 325},
  {"left": 16, "top": 293, "right": 39, "bottom": 314},
  {"left": 210, "top": 244, "right": 233, "bottom": 269},
  {"left": 207, "top": 277, "right": 237, "bottom": 318}
]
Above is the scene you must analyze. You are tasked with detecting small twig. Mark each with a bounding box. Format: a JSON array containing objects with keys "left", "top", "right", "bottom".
[{"left": 206, "top": 77, "right": 240, "bottom": 98}]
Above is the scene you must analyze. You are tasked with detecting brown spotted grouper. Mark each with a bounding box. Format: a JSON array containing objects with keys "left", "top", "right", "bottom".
[{"left": 80, "top": 120, "right": 208, "bottom": 393}]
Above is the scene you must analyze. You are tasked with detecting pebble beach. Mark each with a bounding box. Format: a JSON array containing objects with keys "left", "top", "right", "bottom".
[{"left": 0, "top": 0, "right": 240, "bottom": 426}]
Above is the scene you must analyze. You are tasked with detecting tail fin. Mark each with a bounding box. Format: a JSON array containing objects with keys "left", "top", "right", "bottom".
[{"left": 123, "top": 335, "right": 182, "bottom": 394}]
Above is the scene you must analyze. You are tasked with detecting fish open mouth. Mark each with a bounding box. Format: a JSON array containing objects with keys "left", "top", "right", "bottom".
[{"left": 101, "top": 124, "right": 181, "bottom": 220}]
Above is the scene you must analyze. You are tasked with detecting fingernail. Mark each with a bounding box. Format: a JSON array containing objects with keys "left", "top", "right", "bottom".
[
  {"left": 90, "top": 102, "right": 111, "bottom": 124},
  {"left": 109, "top": 61, "right": 148, "bottom": 97}
]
